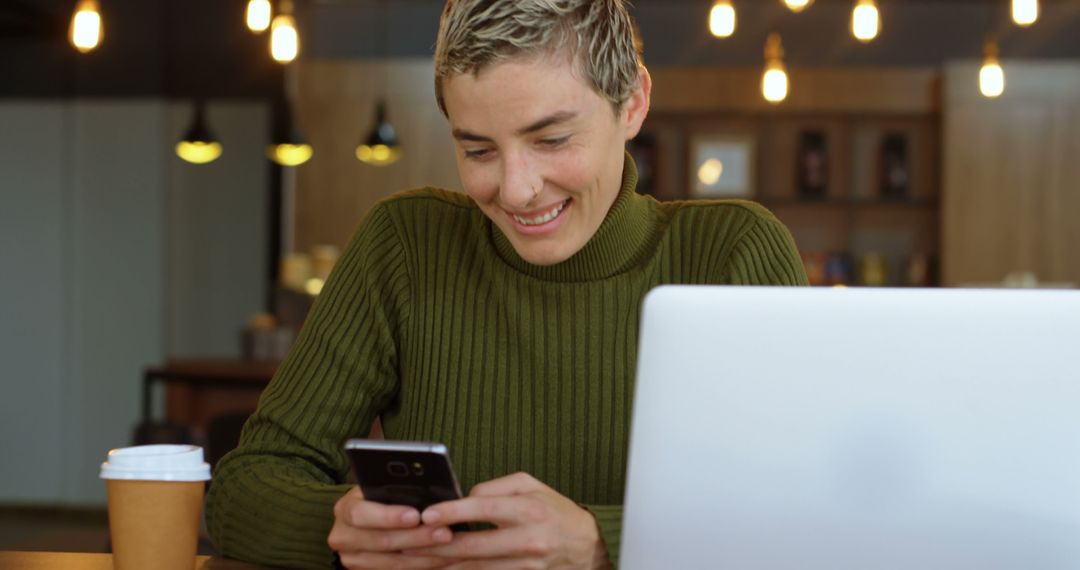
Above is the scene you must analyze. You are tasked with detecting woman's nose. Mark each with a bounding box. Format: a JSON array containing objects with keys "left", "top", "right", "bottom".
[{"left": 500, "top": 154, "right": 541, "bottom": 209}]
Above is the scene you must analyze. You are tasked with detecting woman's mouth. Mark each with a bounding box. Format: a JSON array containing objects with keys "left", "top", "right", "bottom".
[{"left": 512, "top": 198, "right": 571, "bottom": 226}]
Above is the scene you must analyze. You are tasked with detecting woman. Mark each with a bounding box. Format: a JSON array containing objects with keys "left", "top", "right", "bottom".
[{"left": 206, "top": 1, "right": 807, "bottom": 568}]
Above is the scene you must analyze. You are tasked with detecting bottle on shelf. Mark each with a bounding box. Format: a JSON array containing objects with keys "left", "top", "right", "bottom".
[
  {"left": 797, "top": 130, "right": 829, "bottom": 199},
  {"left": 879, "top": 132, "right": 911, "bottom": 201},
  {"left": 825, "top": 252, "right": 853, "bottom": 286},
  {"left": 857, "top": 251, "right": 889, "bottom": 286}
]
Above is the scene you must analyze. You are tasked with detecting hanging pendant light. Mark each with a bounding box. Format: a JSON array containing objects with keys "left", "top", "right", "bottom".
[
  {"left": 270, "top": 0, "right": 299, "bottom": 64},
  {"left": 269, "top": 131, "right": 312, "bottom": 166},
  {"left": 761, "top": 33, "right": 789, "bottom": 104},
  {"left": 709, "top": 0, "right": 736, "bottom": 38},
  {"left": 1012, "top": 0, "right": 1038, "bottom": 26},
  {"left": 246, "top": 0, "right": 272, "bottom": 32},
  {"left": 979, "top": 35, "right": 1005, "bottom": 98},
  {"left": 176, "top": 101, "right": 223, "bottom": 164},
  {"left": 852, "top": 0, "right": 880, "bottom": 43},
  {"left": 69, "top": 0, "right": 103, "bottom": 53},
  {"left": 268, "top": 103, "right": 313, "bottom": 166},
  {"left": 356, "top": 101, "right": 401, "bottom": 166},
  {"left": 783, "top": 0, "right": 813, "bottom": 13}
]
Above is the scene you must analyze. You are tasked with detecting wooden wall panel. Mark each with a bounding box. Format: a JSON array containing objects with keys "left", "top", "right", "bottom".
[
  {"left": 293, "top": 64, "right": 943, "bottom": 252},
  {"left": 650, "top": 67, "right": 940, "bottom": 115},
  {"left": 293, "top": 59, "right": 461, "bottom": 253},
  {"left": 942, "top": 62, "right": 1080, "bottom": 286}
]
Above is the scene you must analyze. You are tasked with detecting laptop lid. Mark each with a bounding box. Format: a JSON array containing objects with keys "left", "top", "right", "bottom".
[{"left": 621, "top": 286, "right": 1080, "bottom": 570}]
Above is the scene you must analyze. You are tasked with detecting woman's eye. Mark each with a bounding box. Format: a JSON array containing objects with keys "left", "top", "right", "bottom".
[
  {"left": 464, "top": 148, "right": 492, "bottom": 160},
  {"left": 539, "top": 136, "right": 570, "bottom": 148}
]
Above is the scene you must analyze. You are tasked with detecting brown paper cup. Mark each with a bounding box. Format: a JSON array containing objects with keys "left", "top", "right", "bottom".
[
  {"left": 100, "top": 445, "right": 212, "bottom": 570},
  {"left": 107, "top": 479, "right": 205, "bottom": 570}
]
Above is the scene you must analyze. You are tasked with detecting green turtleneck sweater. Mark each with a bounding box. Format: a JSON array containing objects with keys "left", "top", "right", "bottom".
[{"left": 205, "top": 157, "right": 807, "bottom": 568}]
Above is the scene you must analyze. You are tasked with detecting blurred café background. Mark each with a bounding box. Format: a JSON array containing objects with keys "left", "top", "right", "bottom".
[{"left": 1, "top": 0, "right": 1078, "bottom": 550}]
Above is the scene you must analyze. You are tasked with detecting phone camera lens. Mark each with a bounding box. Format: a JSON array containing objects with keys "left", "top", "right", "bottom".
[{"left": 386, "top": 461, "right": 409, "bottom": 477}]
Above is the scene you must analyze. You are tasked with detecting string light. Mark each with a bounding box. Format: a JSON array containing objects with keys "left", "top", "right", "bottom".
[
  {"left": 709, "top": 0, "right": 736, "bottom": 39},
  {"left": 1012, "top": 0, "right": 1038, "bottom": 26},
  {"left": 63, "top": 0, "right": 1036, "bottom": 159},
  {"left": 852, "top": 0, "right": 880, "bottom": 43},
  {"left": 783, "top": 0, "right": 813, "bottom": 13},
  {"left": 69, "top": 0, "right": 103, "bottom": 53},
  {"left": 270, "top": 0, "right": 299, "bottom": 63},
  {"left": 979, "top": 35, "right": 1005, "bottom": 98},
  {"left": 761, "top": 33, "right": 789, "bottom": 104},
  {"left": 246, "top": 0, "right": 272, "bottom": 32}
]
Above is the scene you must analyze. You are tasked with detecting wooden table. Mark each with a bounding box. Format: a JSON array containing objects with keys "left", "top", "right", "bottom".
[
  {"left": 143, "top": 358, "right": 280, "bottom": 435},
  {"left": 0, "top": 551, "right": 272, "bottom": 569},
  {"left": 140, "top": 358, "right": 384, "bottom": 456}
]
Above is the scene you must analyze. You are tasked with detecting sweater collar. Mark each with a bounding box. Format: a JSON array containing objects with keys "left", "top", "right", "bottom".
[{"left": 489, "top": 152, "right": 661, "bottom": 282}]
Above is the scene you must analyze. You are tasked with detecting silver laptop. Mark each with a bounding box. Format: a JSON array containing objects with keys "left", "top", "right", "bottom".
[{"left": 621, "top": 286, "right": 1080, "bottom": 570}]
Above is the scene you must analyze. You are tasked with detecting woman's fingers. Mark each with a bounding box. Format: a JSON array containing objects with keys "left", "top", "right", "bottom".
[
  {"left": 329, "top": 487, "right": 453, "bottom": 555},
  {"left": 330, "top": 523, "right": 453, "bottom": 553},
  {"left": 333, "top": 487, "right": 423, "bottom": 529},
  {"left": 405, "top": 526, "right": 551, "bottom": 560},
  {"left": 467, "top": 472, "right": 545, "bottom": 498},
  {"left": 442, "top": 558, "right": 547, "bottom": 570},
  {"left": 422, "top": 494, "right": 548, "bottom": 529},
  {"left": 338, "top": 550, "right": 456, "bottom": 570}
]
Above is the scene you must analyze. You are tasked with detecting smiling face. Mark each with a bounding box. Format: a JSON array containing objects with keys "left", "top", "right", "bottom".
[{"left": 441, "top": 54, "right": 650, "bottom": 266}]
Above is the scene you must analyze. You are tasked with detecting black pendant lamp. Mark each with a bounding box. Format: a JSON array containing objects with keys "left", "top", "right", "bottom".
[
  {"left": 355, "top": 100, "right": 401, "bottom": 166},
  {"left": 176, "top": 100, "right": 223, "bottom": 164},
  {"left": 268, "top": 103, "right": 312, "bottom": 166}
]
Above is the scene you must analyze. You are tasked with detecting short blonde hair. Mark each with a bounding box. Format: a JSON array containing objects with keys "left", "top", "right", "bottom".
[{"left": 434, "top": 0, "right": 642, "bottom": 115}]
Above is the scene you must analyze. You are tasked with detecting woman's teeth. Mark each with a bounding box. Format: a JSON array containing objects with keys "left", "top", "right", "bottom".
[{"left": 513, "top": 200, "right": 568, "bottom": 226}]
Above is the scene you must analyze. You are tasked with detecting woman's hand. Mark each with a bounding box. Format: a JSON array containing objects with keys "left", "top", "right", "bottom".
[
  {"left": 404, "top": 472, "right": 611, "bottom": 570},
  {"left": 328, "top": 486, "right": 459, "bottom": 569}
]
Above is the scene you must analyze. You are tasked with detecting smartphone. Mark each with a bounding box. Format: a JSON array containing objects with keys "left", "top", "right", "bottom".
[{"left": 344, "top": 439, "right": 465, "bottom": 514}]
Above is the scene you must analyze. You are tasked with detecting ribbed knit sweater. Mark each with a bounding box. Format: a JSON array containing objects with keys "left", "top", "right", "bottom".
[{"left": 205, "top": 156, "right": 808, "bottom": 568}]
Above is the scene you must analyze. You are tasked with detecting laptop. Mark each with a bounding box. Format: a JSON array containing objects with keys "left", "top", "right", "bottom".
[{"left": 621, "top": 286, "right": 1080, "bottom": 570}]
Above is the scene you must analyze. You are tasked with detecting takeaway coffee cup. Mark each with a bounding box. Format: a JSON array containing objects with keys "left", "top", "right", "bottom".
[{"left": 100, "top": 445, "right": 211, "bottom": 570}]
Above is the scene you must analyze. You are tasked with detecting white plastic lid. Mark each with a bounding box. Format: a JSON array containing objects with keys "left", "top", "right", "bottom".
[{"left": 100, "top": 444, "right": 211, "bottom": 481}]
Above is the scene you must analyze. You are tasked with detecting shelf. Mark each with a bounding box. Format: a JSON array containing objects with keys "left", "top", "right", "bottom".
[
  {"left": 757, "top": 197, "right": 939, "bottom": 210},
  {"left": 637, "top": 108, "right": 941, "bottom": 287}
]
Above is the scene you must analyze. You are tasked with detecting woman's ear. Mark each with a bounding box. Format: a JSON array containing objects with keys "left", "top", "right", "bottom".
[{"left": 622, "top": 66, "right": 652, "bottom": 140}]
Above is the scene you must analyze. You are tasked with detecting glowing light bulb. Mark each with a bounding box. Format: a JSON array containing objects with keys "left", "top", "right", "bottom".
[
  {"left": 69, "top": 0, "right": 102, "bottom": 53},
  {"left": 980, "top": 36, "right": 1005, "bottom": 98},
  {"left": 709, "top": 0, "right": 736, "bottom": 38},
  {"left": 762, "top": 67, "right": 789, "bottom": 103},
  {"left": 246, "top": 0, "right": 272, "bottom": 32},
  {"left": 698, "top": 159, "right": 724, "bottom": 186},
  {"left": 1012, "top": 0, "right": 1038, "bottom": 26},
  {"left": 176, "top": 141, "right": 223, "bottom": 164},
  {"left": 980, "top": 63, "right": 1005, "bottom": 99},
  {"left": 783, "top": 0, "right": 813, "bottom": 13},
  {"left": 268, "top": 143, "right": 313, "bottom": 166},
  {"left": 304, "top": 278, "right": 324, "bottom": 296},
  {"left": 177, "top": 103, "right": 223, "bottom": 165},
  {"left": 355, "top": 144, "right": 402, "bottom": 166},
  {"left": 762, "top": 33, "right": 789, "bottom": 104},
  {"left": 271, "top": 14, "right": 299, "bottom": 63},
  {"left": 852, "top": 0, "right": 880, "bottom": 43}
]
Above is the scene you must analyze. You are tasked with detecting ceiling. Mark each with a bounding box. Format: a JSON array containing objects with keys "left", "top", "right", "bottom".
[{"left": 2, "top": 0, "right": 1078, "bottom": 98}]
